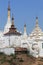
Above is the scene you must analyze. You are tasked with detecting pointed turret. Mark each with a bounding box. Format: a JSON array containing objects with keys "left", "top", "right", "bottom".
[
  {"left": 11, "top": 14, "right": 14, "bottom": 28},
  {"left": 35, "top": 17, "right": 39, "bottom": 28},
  {"left": 24, "top": 24, "right": 27, "bottom": 35},
  {"left": 12, "top": 14, "right": 14, "bottom": 25},
  {"left": 4, "top": 15, "right": 21, "bottom": 35},
  {"left": 8, "top": 1, "right": 11, "bottom": 20},
  {"left": 29, "top": 17, "right": 43, "bottom": 39}
]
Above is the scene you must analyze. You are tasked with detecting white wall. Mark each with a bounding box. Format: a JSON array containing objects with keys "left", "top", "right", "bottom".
[{"left": 0, "top": 48, "right": 15, "bottom": 55}]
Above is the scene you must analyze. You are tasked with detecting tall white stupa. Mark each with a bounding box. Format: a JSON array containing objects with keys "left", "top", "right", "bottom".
[{"left": 4, "top": 2, "right": 11, "bottom": 33}]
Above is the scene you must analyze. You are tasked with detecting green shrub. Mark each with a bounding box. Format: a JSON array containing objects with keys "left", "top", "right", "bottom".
[{"left": 0, "top": 52, "right": 4, "bottom": 55}]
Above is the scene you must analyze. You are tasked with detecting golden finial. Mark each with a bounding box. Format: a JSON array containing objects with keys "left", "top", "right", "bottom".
[{"left": 8, "top": 1, "right": 11, "bottom": 19}]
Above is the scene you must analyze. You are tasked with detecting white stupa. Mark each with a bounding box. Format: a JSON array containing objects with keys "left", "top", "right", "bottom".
[{"left": 4, "top": 2, "right": 11, "bottom": 33}]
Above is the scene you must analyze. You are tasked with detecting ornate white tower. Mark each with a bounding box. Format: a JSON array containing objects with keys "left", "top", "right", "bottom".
[{"left": 4, "top": 2, "right": 11, "bottom": 33}]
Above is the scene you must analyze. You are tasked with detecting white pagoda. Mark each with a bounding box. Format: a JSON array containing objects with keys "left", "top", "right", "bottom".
[{"left": 0, "top": 3, "right": 43, "bottom": 58}]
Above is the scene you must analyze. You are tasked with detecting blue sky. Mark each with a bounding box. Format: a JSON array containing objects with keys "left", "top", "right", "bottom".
[{"left": 0, "top": 0, "right": 43, "bottom": 34}]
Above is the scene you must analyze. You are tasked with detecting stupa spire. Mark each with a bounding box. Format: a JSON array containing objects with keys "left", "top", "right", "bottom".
[
  {"left": 24, "top": 24, "right": 27, "bottom": 35},
  {"left": 4, "top": 1, "right": 11, "bottom": 33},
  {"left": 8, "top": 1, "right": 11, "bottom": 20},
  {"left": 12, "top": 14, "right": 14, "bottom": 26},
  {"left": 35, "top": 17, "right": 39, "bottom": 28}
]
